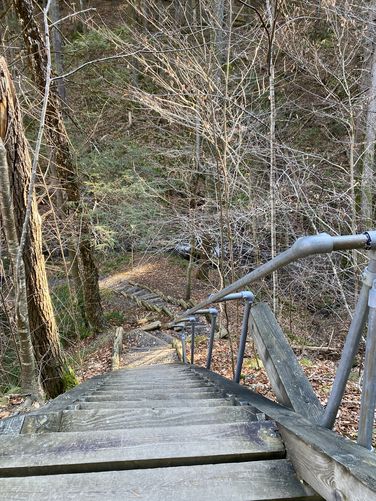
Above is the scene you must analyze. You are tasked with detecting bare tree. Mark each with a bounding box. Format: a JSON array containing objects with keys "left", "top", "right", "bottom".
[
  {"left": 0, "top": 55, "right": 70, "bottom": 398},
  {"left": 0, "top": 138, "right": 40, "bottom": 399},
  {"left": 361, "top": 0, "right": 376, "bottom": 228},
  {"left": 13, "top": 0, "right": 104, "bottom": 334}
]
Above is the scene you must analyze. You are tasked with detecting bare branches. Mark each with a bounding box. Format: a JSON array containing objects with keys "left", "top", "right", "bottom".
[{"left": 16, "top": 0, "right": 53, "bottom": 274}]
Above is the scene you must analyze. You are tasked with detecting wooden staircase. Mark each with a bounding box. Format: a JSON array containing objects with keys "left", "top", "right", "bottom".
[{"left": 0, "top": 363, "right": 320, "bottom": 500}]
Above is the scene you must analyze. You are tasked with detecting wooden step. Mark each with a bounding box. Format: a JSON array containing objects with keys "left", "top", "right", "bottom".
[
  {"left": 0, "top": 421, "right": 284, "bottom": 476},
  {"left": 76, "top": 398, "right": 234, "bottom": 410},
  {"left": 60, "top": 406, "right": 259, "bottom": 432},
  {"left": 92, "top": 387, "right": 221, "bottom": 396},
  {"left": 121, "top": 286, "right": 139, "bottom": 294},
  {"left": 111, "top": 366, "right": 189, "bottom": 375},
  {"left": 0, "top": 459, "right": 320, "bottom": 500},
  {"left": 108, "top": 373, "right": 197, "bottom": 381},
  {"left": 83, "top": 390, "right": 222, "bottom": 402},
  {"left": 132, "top": 290, "right": 150, "bottom": 297},
  {"left": 136, "top": 293, "right": 159, "bottom": 300},
  {"left": 99, "top": 381, "right": 210, "bottom": 390},
  {"left": 20, "top": 406, "right": 259, "bottom": 434}
]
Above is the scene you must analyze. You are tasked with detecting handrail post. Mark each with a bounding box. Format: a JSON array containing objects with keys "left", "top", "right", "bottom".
[
  {"left": 234, "top": 293, "right": 254, "bottom": 383},
  {"left": 206, "top": 308, "right": 218, "bottom": 370},
  {"left": 189, "top": 316, "right": 196, "bottom": 365},
  {"left": 358, "top": 278, "right": 376, "bottom": 449},
  {"left": 174, "top": 322, "right": 188, "bottom": 364},
  {"left": 322, "top": 250, "right": 376, "bottom": 429},
  {"left": 181, "top": 330, "right": 187, "bottom": 364}
]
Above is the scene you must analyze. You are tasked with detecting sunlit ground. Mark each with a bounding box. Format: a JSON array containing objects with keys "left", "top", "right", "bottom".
[{"left": 99, "top": 262, "right": 159, "bottom": 289}]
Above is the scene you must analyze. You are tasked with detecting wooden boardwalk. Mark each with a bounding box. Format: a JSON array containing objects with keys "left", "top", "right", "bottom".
[
  {"left": 0, "top": 363, "right": 321, "bottom": 500},
  {"left": 1, "top": 359, "right": 376, "bottom": 499}
]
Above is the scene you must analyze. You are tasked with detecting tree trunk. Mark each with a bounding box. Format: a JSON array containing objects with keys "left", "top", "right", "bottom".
[
  {"left": 213, "top": 0, "right": 226, "bottom": 84},
  {"left": 0, "top": 56, "right": 69, "bottom": 398},
  {"left": 13, "top": 0, "right": 103, "bottom": 334},
  {"left": 50, "top": 0, "right": 67, "bottom": 104},
  {"left": 361, "top": 1, "right": 376, "bottom": 228},
  {"left": 0, "top": 138, "right": 41, "bottom": 398},
  {"left": 266, "top": 0, "right": 278, "bottom": 313}
]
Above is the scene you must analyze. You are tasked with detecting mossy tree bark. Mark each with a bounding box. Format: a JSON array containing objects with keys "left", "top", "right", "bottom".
[
  {"left": 13, "top": 0, "right": 104, "bottom": 334},
  {"left": 0, "top": 138, "right": 41, "bottom": 399},
  {"left": 0, "top": 56, "right": 69, "bottom": 398}
]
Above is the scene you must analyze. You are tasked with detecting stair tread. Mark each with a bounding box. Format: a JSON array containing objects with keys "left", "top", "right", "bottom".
[
  {"left": 60, "top": 406, "right": 259, "bottom": 432},
  {"left": 92, "top": 387, "right": 219, "bottom": 395},
  {"left": 75, "top": 398, "right": 234, "bottom": 409},
  {"left": 83, "top": 391, "right": 222, "bottom": 401},
  {"left": 0, "top": 459, "right": 320, "bottom": 500},
  {"left": 99, "top": 382, "right": 210, "bottom": 389},
  {"left": 20, "top": 406, "right": 259, "bottom": 434},
  {"left": 0, "top": 420, "right": 284, "bottom": 476}
]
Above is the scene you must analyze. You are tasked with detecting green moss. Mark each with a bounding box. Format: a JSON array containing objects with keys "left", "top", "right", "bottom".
[
  {"left": 52, "top": 284, "right": 91, "bottom": 342},
  {"left": 300, "top": 357, "right": 313, "bottom": 368},
  {"left": 62, "top": 366, "right": 79, "bottom": 391},
  {"left": 104, "top": 310, "right": 126, "bottom": 325},
  {"left": 243, "top": 357, "right": 264, "bottom": 370}
]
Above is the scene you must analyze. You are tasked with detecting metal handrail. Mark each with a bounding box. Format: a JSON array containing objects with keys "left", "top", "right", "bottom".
[
  {"left": 174, "top": 310, "right": 219, "bottom": 366},
  {"left": 174, "top": 231, "right": 376, "bottom": 322},
  {"left": 207, "top": 291, "right": 254, "bottom": 383},
  {"left": 171, "top": 230, "right": 376, "bottom": 449}
]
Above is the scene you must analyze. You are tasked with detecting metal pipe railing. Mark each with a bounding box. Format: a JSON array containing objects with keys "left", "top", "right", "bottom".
[
  {"left": 174, "top": 323, "right": 187, "bottom": 363},
  {"left": 205, "top": 308, "right": 218, "bottom": 370},
  {"left": 190, "top": 317, "right": 196, "bottom": 364},
  {"left": 207, "top": 291, "right": 254, "bottom": 383},
  {"left": 174, "top": 231, "right": 376, "bottom": 323},
  {"left": 358, "top": 277, "right": 376, "bottom": 449},
  {"left": 321, "top": 250, "right": 376, "bottom": 429},
  {"left": 234, "top": 294, "right": 254, "bottom": 383},
  {"left": 171, "top": 230, "right": 376, "bottom": 446}
]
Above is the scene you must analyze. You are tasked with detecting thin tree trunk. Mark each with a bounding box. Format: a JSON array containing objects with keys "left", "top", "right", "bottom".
[
  {"left": 213, "top": 0, "right": 226, "bottom": 84},
  {"left": 50, "top": 0, "right": 67, "bottom": 104},
  {"left": 361, "top": 1, "right": 376, "bottom": 227},
  {"left": 0, "top": 139, "right": 40, "bottom": 398},
  {"left": 13, "top": 0, "right": 103, "bottom": 334},
  {"left": 0, "top": 56, "right": 69, "bottom": 398},
  {"left": 266, "top": 0, "right": 278, "bottom": 313},
  {"left": 185, "top": 236, "right": 195, "bottom": 301}
]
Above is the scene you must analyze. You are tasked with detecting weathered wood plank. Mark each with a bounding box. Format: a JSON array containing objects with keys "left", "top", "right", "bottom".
[
  {"left": 98, "top": 381, "right": 209, "bottom": 389},
  {"left": 84, "top": 390, "right": 222, "bottom": 401},
  {"left": 106, "top": 375, "right": 195, "bottom": 383},
  {"left": 111, "top": 327, "right": 124, "bottom": 370},
  {"left": 141, "top": 321, "right": 161, "bottom": 331},
  {"left": 250, "top": 303, "right": 323, "bottom": 422},
  {"left": 92, "top": 387, "right": 220, "bottom": 396},
  {"left": 0, "top": 460, "right": 321, "bottom": 500},
  {"left": 59, "top": 406, "right": 258, "bottom": 432},
  {"left": 77, "top": 398, "right": 234, "bottom": 409},
  {"left": 0, "top": 421, "right": 284, "bottom": 476},
  {"left": 33, "top": 375, "right": 105, "bottom": 414},
  {"left": 0, "top": 415, "right": 25, "bottom": 436},
  {"left": 21, "top": 412, "right": 62, "bottom": 434},
  {"left": 192, "top": 366, "right": 376, "bottom": 501},
  {"left": 94, "top": 384, "right": 214, "bottom": 392}
]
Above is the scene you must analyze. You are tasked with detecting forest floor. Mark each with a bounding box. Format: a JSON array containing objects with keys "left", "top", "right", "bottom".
[{"left": 0, "top": 252, "right": 369, "bottom": 445}]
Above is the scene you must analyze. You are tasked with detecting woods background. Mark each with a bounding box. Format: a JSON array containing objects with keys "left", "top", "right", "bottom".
[{"left": 0, "top": 0, "right": 375, "bottom": 415}]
